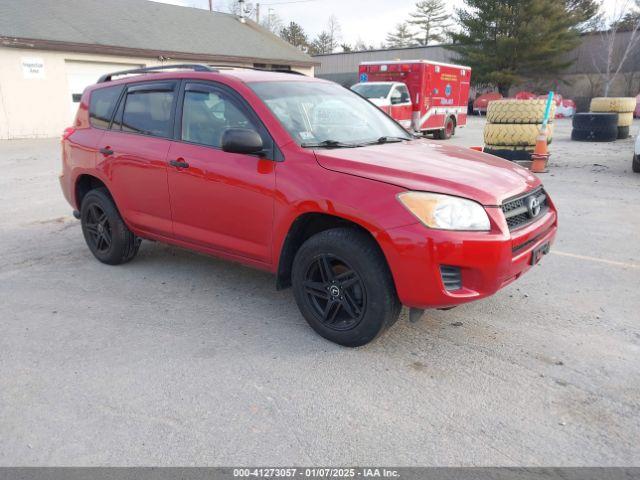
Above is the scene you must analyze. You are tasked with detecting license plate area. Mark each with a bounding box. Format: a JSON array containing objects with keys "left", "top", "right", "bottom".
[{"left": 531, "top": 242, "right": 551, "bottom": 265}]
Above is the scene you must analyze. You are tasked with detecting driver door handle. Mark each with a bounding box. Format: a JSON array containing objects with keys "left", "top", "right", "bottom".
[{"left": 169, "top": 159, "right": 189, "bottom": 169}]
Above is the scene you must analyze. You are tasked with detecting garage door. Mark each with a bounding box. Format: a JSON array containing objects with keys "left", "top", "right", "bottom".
[{"left": 65, "top": 60, "right": 143, "bottom": 120}]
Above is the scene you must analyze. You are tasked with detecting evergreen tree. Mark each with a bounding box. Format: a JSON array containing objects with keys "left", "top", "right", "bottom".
[
  {"left": 280, "top": 21, "right": 309, "bottom": 50},
  {"left": 386, "top": 23, "right": 418, "bottom": 48},
  {"left": 449, "top": 0, "right": 598, "bottom": 96},
  {"left": 308, "top": 32, "right": 334, "bottom": 55},
  {"left": 308, "top": 16, "right": 342, "bottom": 55},
  {"left": 408, "top": 0, "right": 450, "bottom": 45}
]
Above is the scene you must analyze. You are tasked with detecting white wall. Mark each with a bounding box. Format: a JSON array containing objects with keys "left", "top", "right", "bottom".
[{"left": 0, "top": 47, "right": 314, "bottom": 139}]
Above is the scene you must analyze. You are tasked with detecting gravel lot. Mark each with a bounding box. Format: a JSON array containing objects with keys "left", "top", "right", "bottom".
[{"left": 1, "top": 117, "right": 639, "bottom": 466}]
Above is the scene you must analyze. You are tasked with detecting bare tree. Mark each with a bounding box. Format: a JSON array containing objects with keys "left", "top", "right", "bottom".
[
  {"left": 326, "top": 15, "right": 342, "bottom": 53},
  {"left": 622, "top": 71, "right": 639, "bottom": 95},
  {"left": 592, "top": 0, "right": 640, "bottom": 96},
  {"left": 585, "top": 73, "right": 604, "bottom": 98},
  {"left": 261, "top": 8, "right": 283, "bottom": 33}
]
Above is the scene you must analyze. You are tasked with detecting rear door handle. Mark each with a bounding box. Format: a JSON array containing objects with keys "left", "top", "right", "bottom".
[
  {"left": 99, "top": 147, "right": 114, "bottom": 156},
  {"left": 169, "top": 159, "right": 189, "bottom": 169}
]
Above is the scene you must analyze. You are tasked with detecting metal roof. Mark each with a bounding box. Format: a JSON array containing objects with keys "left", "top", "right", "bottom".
[{"left": 0, "top": 0, "right": 316, "bottom": 67}]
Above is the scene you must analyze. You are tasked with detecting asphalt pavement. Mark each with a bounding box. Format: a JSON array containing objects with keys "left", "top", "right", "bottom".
[{"left": 1, "top": 117, "right": 639, "bottom": 466}]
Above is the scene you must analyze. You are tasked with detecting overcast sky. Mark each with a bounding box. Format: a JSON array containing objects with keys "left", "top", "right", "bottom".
[{"left": 152, "top": 0, "right": 629, "bottom": 46}]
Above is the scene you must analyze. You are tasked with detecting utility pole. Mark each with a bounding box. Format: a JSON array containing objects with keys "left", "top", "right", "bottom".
[
  {"left": 267, "top": 7, "right": 274, "bottom": 30},
  {"left": 208, "top": 0, "right": 212, "bottom": 11},
  {"left": 256, "top": 3, "right": 260, "bottom": 23}
]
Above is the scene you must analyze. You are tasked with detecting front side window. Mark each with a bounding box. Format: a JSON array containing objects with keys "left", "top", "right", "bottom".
[
  {"left": 89, "top": 86, "right": 123, "bottom": 129},
  {"left": 120, "top": 88, "right": 175, "bottom": 137},
  {"left": 392, "top": 85, "right": 410, "bottom": 104},
  {"left": 181, "top": 87, "right": 257, "bottom": 148},
  {"left": 250, "top": 81, "right": 411, "bottom": 146}
]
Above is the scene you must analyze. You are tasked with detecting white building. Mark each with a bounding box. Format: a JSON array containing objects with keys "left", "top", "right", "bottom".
[{"left": 0, "top": 0, "right": 316, "bottom": 139}]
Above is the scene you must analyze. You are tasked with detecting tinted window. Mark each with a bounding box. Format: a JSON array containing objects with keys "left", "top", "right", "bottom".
[
  {"left": 121, "top": 89, "right": 175, "bottom": 137},
  {"left": 181, "top": 88, "right": 258, "bottom": 148},
  {"left": 89, "top": 86, "right": 123, "bottom": 129}
]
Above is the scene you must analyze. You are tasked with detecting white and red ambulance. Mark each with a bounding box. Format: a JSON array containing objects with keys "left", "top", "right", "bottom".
[{"left": 352, "top": 60, "right": 472, "bottom": 139}]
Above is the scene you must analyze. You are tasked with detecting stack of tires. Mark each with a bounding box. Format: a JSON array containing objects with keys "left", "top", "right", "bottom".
[
  {"left": 571, "top": 113, "right": 618, "bottom": 142},
  {"left": 590, "top": 97, "right": 635, "bottom": 139},
  {"left": 483, "top": 99, "right": 555, "bottom": 161}
]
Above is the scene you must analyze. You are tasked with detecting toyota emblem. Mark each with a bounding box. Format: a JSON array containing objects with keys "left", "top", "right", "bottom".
[{"left": 527, "top": 196, "right": 541, "bottom": 218}]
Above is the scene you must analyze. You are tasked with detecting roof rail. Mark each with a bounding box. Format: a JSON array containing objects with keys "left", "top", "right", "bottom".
[
  {"left": 206, "top": 64, "right": 306, "bottom": 76},
  {"left": 97, "top": 64, "right": 217, "bottom": 83}
]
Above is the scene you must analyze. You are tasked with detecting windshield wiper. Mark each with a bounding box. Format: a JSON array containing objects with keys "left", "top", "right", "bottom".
[
  {"left": 301, "top": 139, "right": 360, "bottom": 149},
  {"left": 361, "top": 136, "right": 412, "bottom": 146}
]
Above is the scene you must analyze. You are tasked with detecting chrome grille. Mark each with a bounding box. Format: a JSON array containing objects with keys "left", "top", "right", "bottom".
[{"left": 501, "top": 188, "right": 548, "bottom": 231}]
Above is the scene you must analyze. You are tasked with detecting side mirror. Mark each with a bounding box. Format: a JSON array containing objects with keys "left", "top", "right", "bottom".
[
  {"left": 391, "top": 95, "right": 402, "bottom": 105},
  {"left": 221, "top": 128, "right": 265, "bottom": 156}
]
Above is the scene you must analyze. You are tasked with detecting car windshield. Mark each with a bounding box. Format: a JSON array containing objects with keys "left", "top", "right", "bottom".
[
  {"left": 249, "top": 81, "right": 412, "bottom": 147},
  {"left": 351, "top": 83, "right": 393, "bottom": 100}
]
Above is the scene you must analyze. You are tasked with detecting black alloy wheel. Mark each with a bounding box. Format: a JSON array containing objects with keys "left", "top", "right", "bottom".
[
  {"left": 80, "top": 188, "right": 141, "bottom": 265},
  {"left": 292, "top": 228, "right": 401, "bottom": 347},
  {"left": 302, "top": 254, "right": 367, "bottom": 331},
  {"left": 84, "top": 203, "right": 112, "bottom": 253}
]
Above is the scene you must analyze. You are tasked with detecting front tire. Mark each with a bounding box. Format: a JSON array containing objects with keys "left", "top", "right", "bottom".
[
  {"left": 292, "top": 228, "right": 401, "bottom": 347},
  {"left": 633, "top": 155, "right": 640, "bottom": 173},
  {"left": 80, "top": 188, "right": 141, "bottom": 265}
]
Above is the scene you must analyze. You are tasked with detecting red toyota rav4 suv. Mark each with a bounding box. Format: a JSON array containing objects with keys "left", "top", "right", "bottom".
[{"left": 60, "top": 65, "right": 557, "bottom": 347}]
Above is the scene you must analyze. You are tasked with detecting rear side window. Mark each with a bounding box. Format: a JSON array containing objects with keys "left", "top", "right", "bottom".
[
  {"left": 89, "top": 86, "right": 123, "bottom": 129},
  {"left": 119, "top": 87, "right": 175, "bottom": 138}
]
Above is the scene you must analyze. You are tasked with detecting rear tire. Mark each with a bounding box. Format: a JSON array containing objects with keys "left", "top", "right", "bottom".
[
  {"left": 633, "top": 155, "right": 640, "bottom": 173},
  {"left": 435, "top": 117, "right": 455, "bottom": 140},
  {"left": 291, "top": 228, "right": 401, "bottom": 347},
  {"left": 80, "top": 188, "right": 141, "bottom": 265}
]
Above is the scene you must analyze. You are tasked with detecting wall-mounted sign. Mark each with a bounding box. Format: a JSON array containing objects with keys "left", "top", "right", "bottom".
[{"left": 22, "top": 57, "right": 45, "bottom": 79}]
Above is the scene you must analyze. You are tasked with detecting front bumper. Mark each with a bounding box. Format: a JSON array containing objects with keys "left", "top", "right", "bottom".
[{"left": 378, "top": 205, "right": 558, "bottom": 309}]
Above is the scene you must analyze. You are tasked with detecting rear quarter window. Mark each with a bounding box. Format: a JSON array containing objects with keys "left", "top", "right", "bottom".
[{"left": 89, "top": 86, "right": 123, "bottom": 129}]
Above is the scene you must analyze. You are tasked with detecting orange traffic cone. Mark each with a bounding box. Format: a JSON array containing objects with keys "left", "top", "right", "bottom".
[{"left": 530, "top": 128, "right": 550, "bottom": 173}]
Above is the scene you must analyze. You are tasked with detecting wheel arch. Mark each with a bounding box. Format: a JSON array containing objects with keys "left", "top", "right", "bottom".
[
  {"left": 75, "top": 174, "right": 110, "bottom": 208},
  {"left": 275, "top": 212, "right": 391, "bottom": 291}
]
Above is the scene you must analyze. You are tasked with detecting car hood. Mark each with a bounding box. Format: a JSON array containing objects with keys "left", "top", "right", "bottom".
[{"left": 314, "top": 140, "right": 541, "bottom": 206}]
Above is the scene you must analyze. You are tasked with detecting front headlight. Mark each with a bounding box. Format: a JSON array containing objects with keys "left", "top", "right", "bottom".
[{"left": 397, "top": 192, "right": 490, "bottom": 231}]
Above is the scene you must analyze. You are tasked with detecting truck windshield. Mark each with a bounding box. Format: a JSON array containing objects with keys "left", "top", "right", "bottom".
[
  {"left": 249, "top": 81, "right": 411, "bottom": 147},
  {"left": 351, "top": 83, "right": 393, "bottom": 100}
]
